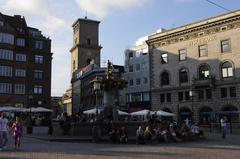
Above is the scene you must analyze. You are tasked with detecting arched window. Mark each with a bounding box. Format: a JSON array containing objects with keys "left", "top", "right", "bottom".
[
  {"left": 179, "top": 68, "right": 188, "bottom": 83},
  {"left": 199, "top": 65, "right": 210, "bottom": 80},
  {"left": 222, "top": 61, "right": 233, "bottom": 78},
  {"left": 161, "top": 72, "right": 170, "bottom": 86}
]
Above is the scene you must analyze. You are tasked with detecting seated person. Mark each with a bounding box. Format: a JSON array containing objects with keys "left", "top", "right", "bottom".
[
  {"left": 144, "top": 126, "right": 152, "bottom": 142},
  {"left": 136, "top": 126, "right": 144, "bottom": 144},
  {"left": 169, "top": 124, "right": 181, "bottom": 142},
  {"left": 154, "top": 124, "right": 168, "bottom": 142},
  {"left": 119, "top": 126, "right": 128, "bottom": 143}
]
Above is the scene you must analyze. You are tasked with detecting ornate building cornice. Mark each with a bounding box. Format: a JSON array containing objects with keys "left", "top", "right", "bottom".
[{"left": 147, "top": 11, "right": 240, "bottom": 48}]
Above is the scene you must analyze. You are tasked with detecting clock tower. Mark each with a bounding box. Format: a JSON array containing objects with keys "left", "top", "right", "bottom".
[{"left": 70, "top": 17, "right": 102, "bottom": 75}]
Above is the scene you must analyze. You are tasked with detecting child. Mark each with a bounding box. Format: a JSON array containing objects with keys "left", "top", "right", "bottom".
[{"left": 10, "top": 116, "right": 23, "bottom": 149}]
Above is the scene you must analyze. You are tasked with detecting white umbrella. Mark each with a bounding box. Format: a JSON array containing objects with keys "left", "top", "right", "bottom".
[
  {"left": 156, "top": 110, "right": 175, "bottom": 117},
  {"left": 117, "top": 110, "right": 129, "bottom": 115},
  {"left": 0, "top": 106, "right": 24, "bottom": 112},
  {"left": 131, "top": 109, "right": 152, "bottom": 116},
  {"left": 83, "top": 108, "right": 102, "bottom": 115},
  {"left": 24, "top": 107, "right": 53, "bottom": 113}
]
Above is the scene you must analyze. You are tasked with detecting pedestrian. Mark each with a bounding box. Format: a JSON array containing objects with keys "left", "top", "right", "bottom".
[
  {"left": 220, "top": 117, "right": 227, "bottom": 138},
  {"left": 0, "top": 112, "right": 9, "bottom": 150},
  {"left": 0, "top": 112, "right": 3, "bottom": 151},
  {"left": 9, "top": 116, "right": 23, "bottom": 149}
]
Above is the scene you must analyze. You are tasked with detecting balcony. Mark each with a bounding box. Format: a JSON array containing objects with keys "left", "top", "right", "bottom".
[{"left": 192, "top": 75, "right": 215, "bottom": 89}]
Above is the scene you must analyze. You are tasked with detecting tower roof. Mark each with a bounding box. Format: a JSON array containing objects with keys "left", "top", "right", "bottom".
[{"left": 72, "top": 17, "right": 100, "bottom": 27}]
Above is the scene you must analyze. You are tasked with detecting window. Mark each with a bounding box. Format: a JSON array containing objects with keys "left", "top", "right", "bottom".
[
  {"left": 87, "top": 38, "right": 91, "bottom": 45},
  {"left": 229, "top": 87, "right": 236, "bottom": 97},
  {"left": 206, "top": 89, "right": 212, "bottom": 99},
  {"left": 0, "top": 83, "right": 12, "bottom": 94},
  {"left": 34, "top": 70, "right": 43, "bottom": 79},
  {"left": 160, "top": 94, "right": 165, "bottom": 103},
  {"left": 129, "top": 52, "right": 133, "bottom": 59},
  {"left": 136, "top": 78, "right": 141, "bottom": 85},
  {"left": 129, "top": 79, "right": 133, "bottom": 86},
  {"left": 29, "top": 29, "right": 41, "bottom": 37},
  {"left": 0, "top": 21, "right": 4, "bottom": 26},
  {"left": 179, "top": 68, "right": 188, "bottom": 83},
  {"left": 136, "top": 64, "right": 140, "bottom": 71},
  {"left": 199, "top": 65, "right": 210, "bottom": 79},
  {"left": 0, "top": 49, "right": 13, "bottom": 60},
  {"left": 185, "top": 91, "right": 190, "bottom": 100},
  {"left": 34, "top": 85, "right": 43, "bottom": 94},
  {"left": 15, "top": 84, "right": 25, "bottom": 94},
  {"left": 222, "top": 62, "right": 233, "bottom": 78},
  {"left": 132, "top": 93, "right": 142, "bottom": 102},
  {"left": 143, "top": 92, "right": 150, "bottom": 101},
  {"left": 16, "top": 38, "right": 25, "bottom": 47},
  {"left": 199, "top": 44, "right": 207, "bottom": 57},
  {"left": 221, "top": 39, "right": 230, "bottom": 53},
  {"left": 35, "top": 41, "right": 43, "bottom": 49},
  {"left": 178, "top": 92, "right": 183, "bottom": 101},
  {"left": 35, "top": 55, "right": 43, "bottom": 64},
  {"left": 0, "top": 33, "right": 14, "bottom": 44},
  {"left": 221, "top": 88, "right": 227, "bottom": 98},
  {"left": 198, "top": 90, "right": 204, "bottom": 100},
  {"left": 161, "top": 72, "right": 169, "bottom": 86},
  {"left": 161, "top": 53, "right": 168, "bottom": 64},
  {"left": 143, "top": 77, "right": 148, "bottom": 84},
  {"left": 15, "top": 69, "right": 26, "bottom": 77},
  {"left": 179, "top": 49, "right": 187, "bottom": 61},
  {"left": 16, "top": 54, "right": 27, "bottom": 62},
  {"left": 129, "top": 65, "right": 133, "bottom": 72},
  {"left": 167, "top": 93, "right": 171, "bottom": 102},
  {"left": 0, "top": 66, "right": 12, "bottom": 77}
]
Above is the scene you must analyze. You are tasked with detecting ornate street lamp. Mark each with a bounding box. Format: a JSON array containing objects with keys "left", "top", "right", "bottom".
[{"left": 92, "top": 76, "right": 101, "bottom": 120}]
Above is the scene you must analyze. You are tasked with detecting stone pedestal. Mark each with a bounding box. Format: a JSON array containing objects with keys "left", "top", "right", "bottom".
[{"left": 103, "top": 90, "right": 118, "bottom": 121}]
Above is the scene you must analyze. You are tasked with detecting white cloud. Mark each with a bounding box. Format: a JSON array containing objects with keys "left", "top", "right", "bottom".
[
  {"left": 75, "top": 0, "right": 147, "bottom": 18},
  {"left": 0, "top": 0, "right": 67, "bottom": 35}
]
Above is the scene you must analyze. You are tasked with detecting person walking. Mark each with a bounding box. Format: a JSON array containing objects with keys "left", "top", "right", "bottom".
[
  {"left": 220, "top": 116, "right": 227, "bottom": 139},
  {"left": 10, "top": 116, "right": 23, "bottom": 149},
  {"left": 0, "top": 112, "right": 9, "bottom": 150}
]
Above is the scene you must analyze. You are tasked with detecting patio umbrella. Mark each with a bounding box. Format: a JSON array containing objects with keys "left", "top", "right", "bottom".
[
  {"left": 0, "top": 106, "right": 24, "bottom": 112},
  {"left": 117, "top": 110, "right": 129, "bottom": 115},
  {"left": 131, "top": 109, "right": 152, "bottom": 116},
  {"left": 23, "top": 107, "right": 53, "bottom": 113},
  {"left": 156, "top": 110, "right": 175, "bottom": 117},
  {"left": 83, "top": 108, "right": 102, "bottom": 115}
]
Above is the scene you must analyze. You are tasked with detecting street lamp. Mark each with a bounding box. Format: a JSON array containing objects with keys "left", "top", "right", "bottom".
[
  {"left": 189, "top": 90, "right": 194, "bottom": 121},
  {"left": 92, "top": 76, "right": 101, "bottom": 120}
]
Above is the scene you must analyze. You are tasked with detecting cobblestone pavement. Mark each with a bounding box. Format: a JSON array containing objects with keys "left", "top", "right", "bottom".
[{"left": 0, "top": 133, "right": 240, "bottom": 159}]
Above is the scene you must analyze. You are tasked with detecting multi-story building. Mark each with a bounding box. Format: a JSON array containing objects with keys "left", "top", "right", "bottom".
[
  {"left": 147, "top": 10, "right": 240, "bottom": 122},
  {"left": 0, "top": 13, "right": 52, "bottom": 108},
  {"left": 124, "top": 36, "right": 150, "bottom": 112}
]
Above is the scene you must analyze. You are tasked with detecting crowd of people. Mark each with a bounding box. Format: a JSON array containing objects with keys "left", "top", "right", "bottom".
[{"left": 105, "top": 118, "right": 205, "bottom": 144}]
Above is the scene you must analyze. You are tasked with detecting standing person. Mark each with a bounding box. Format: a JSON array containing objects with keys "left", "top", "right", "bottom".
[
  {"left": 0, "top": 112, "right": 3, "bottom": 151},
  {"left": 10, "top": 116, "right": 23, "bottom": 149},
  {"left": 0, "top": 112, "right": 9, "bottom": 150},
  {"left": 220, "top": 117, "right": 227, "bottom": 139}
]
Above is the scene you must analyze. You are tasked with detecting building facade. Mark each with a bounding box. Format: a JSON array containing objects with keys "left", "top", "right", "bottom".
[
  {"left": 0, "top": 13, "right": 52, "bottom": 108},
  {"left": 124, "top": 36, "right": 151, "bottom": 112},
  {"left": 147, "top": 10, "right": 240, "bottom": 122}
]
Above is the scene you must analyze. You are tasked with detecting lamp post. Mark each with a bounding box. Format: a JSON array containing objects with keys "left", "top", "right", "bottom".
[
  {"left": 92, "top": 76, "right": 101, "bottom": 120},
  {"left": 27, "top": 94, "right": 33, "bottom": 134},
  {"left": 189, "top": 90, "right": 194, "bottom": 121}
]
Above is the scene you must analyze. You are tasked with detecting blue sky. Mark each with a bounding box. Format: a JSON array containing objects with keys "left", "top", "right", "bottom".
[{"left": 0, "top": 0, "right": 239, "bottom": 96}]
